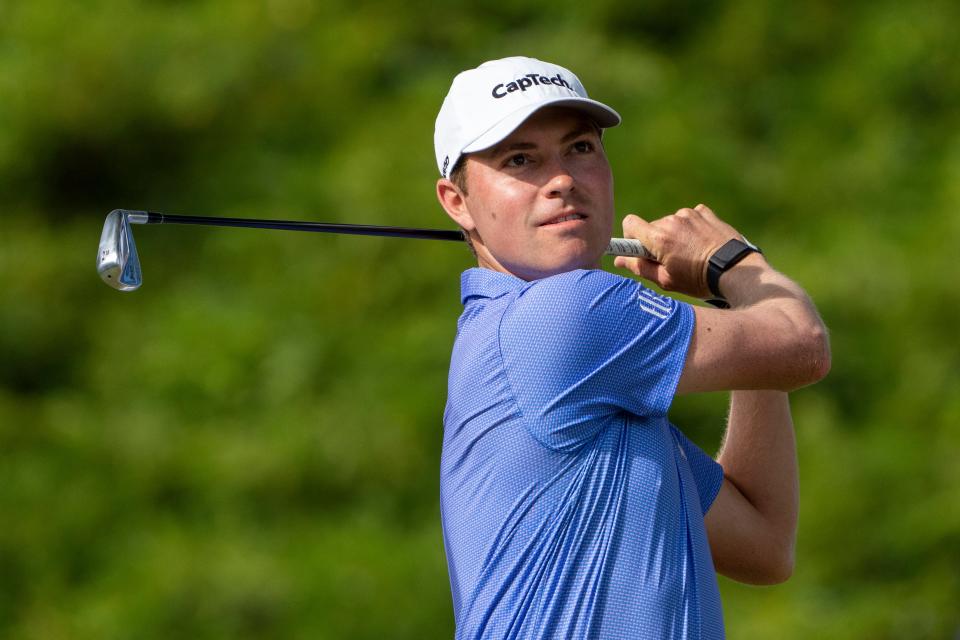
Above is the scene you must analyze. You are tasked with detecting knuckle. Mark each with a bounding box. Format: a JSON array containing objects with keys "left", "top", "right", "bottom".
[{"left": 669, "top": 215, "right": 686, "bottom": 227}]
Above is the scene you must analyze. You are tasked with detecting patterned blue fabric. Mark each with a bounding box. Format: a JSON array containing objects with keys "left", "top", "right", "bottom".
[{"left": 441, "top": 268, "right": 725, "bottom": 639}]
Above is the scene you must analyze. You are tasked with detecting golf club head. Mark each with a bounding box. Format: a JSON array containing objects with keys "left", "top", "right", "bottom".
[{"left": 97, "top": 210, "right": 142, "bottom": 291}]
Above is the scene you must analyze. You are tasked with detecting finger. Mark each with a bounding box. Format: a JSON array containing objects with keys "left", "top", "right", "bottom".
[
  {"left": 621, "top": 214, "right": 654, "bottom": 241},
  {"left": 694, "top": 203, "right": 717, "bottom": 220},
  {"left": 622, "top": 214, "right": 667, "bottom": 259},
  {"left": 613, "top": 256, "right": 642, "bottom": 275},
  {"left": 634, "top": 258, "right": 667, "bottom": 285}
]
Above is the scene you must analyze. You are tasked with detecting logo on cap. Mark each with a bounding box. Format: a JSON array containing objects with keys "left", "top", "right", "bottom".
[{"left": 491, "top": 73, "right": 573, "bottom": 99}]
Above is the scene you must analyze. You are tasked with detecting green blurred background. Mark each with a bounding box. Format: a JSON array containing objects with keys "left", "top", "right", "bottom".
[{"left": 2, "top": 1, "right": 958, "bottom": 637}]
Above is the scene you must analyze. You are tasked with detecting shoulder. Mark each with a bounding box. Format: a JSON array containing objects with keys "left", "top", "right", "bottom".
[
  {"left": 496, "top": 270, "right": 695, "bottom": 421},
  {"left": 509, "top": 269, "right": 682, "bottom": 324},
  {"left": 499, "top": 269, "right": 667, "bottom": 353}
]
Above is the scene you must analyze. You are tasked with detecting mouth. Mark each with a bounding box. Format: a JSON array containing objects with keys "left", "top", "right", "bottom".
[{"left": 539, "top": 212, "right": 587, "bottom": 226}]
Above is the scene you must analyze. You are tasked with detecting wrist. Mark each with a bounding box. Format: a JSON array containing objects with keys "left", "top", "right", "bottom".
[
  {"left": 716, "top": 252, "right": 770, "bottom": 305},
  {"left": 705, "top": 238, "right": 763, "bottom": 307}
]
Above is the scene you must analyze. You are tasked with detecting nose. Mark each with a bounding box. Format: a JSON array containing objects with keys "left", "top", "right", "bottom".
[{"left": 543, "top": 157, "right": 575, "bottom": 198}]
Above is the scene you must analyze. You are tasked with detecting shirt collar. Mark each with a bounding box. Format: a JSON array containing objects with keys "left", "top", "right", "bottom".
[{"left": 460, "top": 267, "right": 526, "bottom": 305}]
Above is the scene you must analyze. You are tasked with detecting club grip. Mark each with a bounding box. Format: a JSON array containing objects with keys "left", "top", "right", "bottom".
[{"left": 605, "top": 238, "right": 654, "bottom": 260}]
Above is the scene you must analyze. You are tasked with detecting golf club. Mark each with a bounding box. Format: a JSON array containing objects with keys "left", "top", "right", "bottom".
[{"left": 96, "top": 209, "right": 654, "bottom": 291}]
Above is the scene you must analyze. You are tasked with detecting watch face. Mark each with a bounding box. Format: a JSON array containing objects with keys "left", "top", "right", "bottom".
[{"left": 712, "top": 239, "right": 751, "bottom": 265}]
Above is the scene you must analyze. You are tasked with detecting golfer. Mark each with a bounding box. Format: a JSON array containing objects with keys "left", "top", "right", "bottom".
[{"left": 433, "top": 57, "right": 830, "bottom": 639}]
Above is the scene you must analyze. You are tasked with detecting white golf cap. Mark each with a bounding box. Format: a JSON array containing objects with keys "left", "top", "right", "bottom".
[{"left": 434, "top": 56, "right": 621, "bottom": 177}]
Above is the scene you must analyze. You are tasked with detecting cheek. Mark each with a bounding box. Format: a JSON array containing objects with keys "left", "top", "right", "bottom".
[
  {"left": 588, "top": 162, "right": 613, "bottom": 192},
  {"left": 474, "top": 181, "right": 529, "bottom": 225},
  {"left": 591, "top": 169, "right": 615, "bottom": 213}
]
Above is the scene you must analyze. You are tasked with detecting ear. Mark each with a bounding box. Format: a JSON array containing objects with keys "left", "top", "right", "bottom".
[{"left": 436, "top": 178, "right": 476, "bottom": 231}]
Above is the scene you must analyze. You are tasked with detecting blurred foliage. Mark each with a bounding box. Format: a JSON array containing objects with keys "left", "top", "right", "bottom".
[{"left": 1, "top": 0, "right": 959, "bottom": 638}]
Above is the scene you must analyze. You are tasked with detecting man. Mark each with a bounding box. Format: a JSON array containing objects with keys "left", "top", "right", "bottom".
[{"left": 433, "top": 57, "right": 830, "bottom": 639}]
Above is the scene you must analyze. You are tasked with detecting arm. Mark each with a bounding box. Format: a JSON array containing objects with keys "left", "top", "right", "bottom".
[
  {"left": 704, "top": 391, "right": 798, "bottom": 584},
  {"left": 613, "top": 205, "right": 819, "bottom": 584},
  {"left": 613, "top": 205, "right": 831, "bottom": 392}
]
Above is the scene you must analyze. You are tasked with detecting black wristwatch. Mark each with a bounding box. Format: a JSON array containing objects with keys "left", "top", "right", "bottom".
[{"left": 705, "top": 238, "right": 762, "bottom": 308}]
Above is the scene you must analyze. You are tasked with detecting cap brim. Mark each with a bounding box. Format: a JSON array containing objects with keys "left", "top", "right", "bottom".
[{"left": 461, "top": 97, "right": 621, "bottom": 155}]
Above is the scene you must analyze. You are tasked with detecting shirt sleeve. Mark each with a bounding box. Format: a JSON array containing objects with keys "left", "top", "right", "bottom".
[
  {"left": 669, "top": 424, "right": 724, "bottom": 514},
  {"left": 498, "top": 269, "right": 694, "bottom": 452}
]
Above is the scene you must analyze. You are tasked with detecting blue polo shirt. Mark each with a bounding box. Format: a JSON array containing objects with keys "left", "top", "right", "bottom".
[{"left": 441, "top": 268, "right": 725, "bottom": 639}]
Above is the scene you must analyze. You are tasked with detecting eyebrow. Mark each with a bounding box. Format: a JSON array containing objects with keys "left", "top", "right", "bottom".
[
  {"left": 560, "top": 125, "right": 600, "bottom": 143},
  {"left": 486, "top": 124, "right": 600, "bottom": 158}
]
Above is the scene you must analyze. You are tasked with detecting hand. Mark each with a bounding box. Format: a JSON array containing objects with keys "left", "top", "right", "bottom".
[{"left": 613, "top": 204, "right": 744, "bottom": 298}]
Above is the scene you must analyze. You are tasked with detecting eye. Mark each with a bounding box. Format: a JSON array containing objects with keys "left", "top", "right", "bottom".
[
  {"left": 572, "top": 139, "right": 595, "bottom": 153},
  {"left": 504, "top": 153, "right": 530, "bottom": 168}
]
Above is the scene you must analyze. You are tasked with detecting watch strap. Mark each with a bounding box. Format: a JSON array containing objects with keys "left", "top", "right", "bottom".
[{"left": 706, "top": 238, "right": 761, "bottom": 302}]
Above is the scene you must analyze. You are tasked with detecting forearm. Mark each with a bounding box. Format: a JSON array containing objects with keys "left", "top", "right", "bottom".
[
  {"left": 718, "top": 390, "right": 798, "bottom": 563},
  {"left": 721, "top": 252, "right": 823, "bottom": 325},
  {"left": 680, "top": 254, "right": 831, "bottom": 393}
]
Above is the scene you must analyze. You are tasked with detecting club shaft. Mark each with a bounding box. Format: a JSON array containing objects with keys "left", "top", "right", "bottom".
[
  {"left": 129, "top": 210, "right": 465, "bottom": 241},
  {"left": 119, "top": 209, "right": 652, "bottom": 258}
]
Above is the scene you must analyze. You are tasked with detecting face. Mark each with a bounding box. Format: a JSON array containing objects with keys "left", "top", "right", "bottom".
[{"left": 437, "top": 107, "right": 615, "bottom": 281}]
